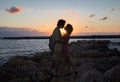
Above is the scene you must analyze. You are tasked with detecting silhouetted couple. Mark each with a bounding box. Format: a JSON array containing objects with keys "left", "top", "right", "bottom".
[{"left": 50, "top": 19, "right": 77, "bottom": 77}]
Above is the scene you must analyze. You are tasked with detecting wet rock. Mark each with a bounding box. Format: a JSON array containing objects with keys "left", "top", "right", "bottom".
[
  {"left": 93, "top": 56, "right": 120, "bottom": 73},
  {"left": 76, "top": 65, "right": 95, "bottom": 78},
  {"left": 77, "top": 70, "right": 103, "bottom": 82},
  {"left": 50, "top": 75, "right": 75, "bottom": 82},
  {"left": 30, "top": 70, "right": 51, "bottom": 82},
  {"left": 3, "top": 56, "right": 35, "bottom": 68},
  {"left": 9, "top": 78, "right": 31, "bottom": 82},
  {"left": 0, "top": 56, "right": 38, "bottom": 81},
  {"left": 70, "top": 40, "right": 119, "bottom": 58},
  {"left": 103, "top": 65, "right": 120, "bottom": 82}
]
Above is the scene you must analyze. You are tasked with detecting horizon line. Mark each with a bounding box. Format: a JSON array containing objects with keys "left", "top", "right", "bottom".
[{"left": 1, "top": 34, "right": 120, "bottom": 39}]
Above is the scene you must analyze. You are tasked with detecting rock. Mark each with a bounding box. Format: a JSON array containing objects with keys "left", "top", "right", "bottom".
[
  {"left": 50, "top": 75, "right": 75, "bottom": 82},
  {"left": 13, "top": 64, "right": 38, "bottom": 78},
  {"left": 30, "top": 70, "right": 51, "bottom": 82},
  {"left": 77, "top": 70, "right": 103, "bottom": 82},
  {"left": 31, "top": 54, "right": 43, "bottom": 63},
  {"left": 9, "top": 78, "right": 31, "bottom": 82},
  {"left": 70, "top": 40, "right": 119, "bottom": 58},
  {"left": 39, "top": 66, "right": 52, "bottom": 74},
  {"left": 93, "top": 56, "right": 120, "bottom": 73},
  {"left": 32, "top": 51, "right": 51, "bottom": 63},
  {"left": 3, "top": 56, "right": 36, "bottom": 68},
  {"left": 76, "top": 65, "right": 95, "bottom": 78},
  {"left": 0, "top": 56, "right": 38, "bottom": 81},
  {"left": 103, "top": 65, "right": 120, "bottom": 82},
  {"left": 109, "top": 56, "right": 120, "bottom": 64},
  {"left": 57, "top": 65, "right": 70, "bottom": 75},
  {"left": 109, "top": 48, "right": 120, "bottom": 56},
  {"left": 38, "top": 59, "right": 54, "bottom": 68},
  {"left": 72, "top": 58, "right": 81, "bottom": 66}
]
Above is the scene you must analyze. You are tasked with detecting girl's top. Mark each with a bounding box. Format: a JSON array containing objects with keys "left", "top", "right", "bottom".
[{"left": 62, "top": 33, "right": 70, "bottom": 55}]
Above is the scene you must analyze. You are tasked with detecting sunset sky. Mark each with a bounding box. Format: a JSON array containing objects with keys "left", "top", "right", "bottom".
[{"left": 0, "top": 0, "right": 120, "bottom": 37}]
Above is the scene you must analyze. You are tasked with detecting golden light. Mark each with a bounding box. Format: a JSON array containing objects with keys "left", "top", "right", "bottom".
[{"left": 60, "top": 28, "right": 66, "bottom": 36}]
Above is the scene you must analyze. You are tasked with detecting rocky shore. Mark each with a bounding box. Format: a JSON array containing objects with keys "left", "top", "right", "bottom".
[{"left": 0, "top": 40, "right": 120, "bottom": 82}]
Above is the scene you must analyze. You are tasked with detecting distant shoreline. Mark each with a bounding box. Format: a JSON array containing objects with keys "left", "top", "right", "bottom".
[{"left": 1, "top": 35, "right": 120, "bottom": 39}]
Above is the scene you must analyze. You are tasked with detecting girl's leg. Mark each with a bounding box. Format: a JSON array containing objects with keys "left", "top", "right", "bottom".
[
  {"left": 65, "top": 54, "right": 78, "bottom": 77},
  {"left": 64, "top": 54, "right": 76, "bottom": 72}
]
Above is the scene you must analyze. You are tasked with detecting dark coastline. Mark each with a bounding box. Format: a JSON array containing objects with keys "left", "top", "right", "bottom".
[{"left": 1, "top": 35, "right": 120, "bottom": 39}]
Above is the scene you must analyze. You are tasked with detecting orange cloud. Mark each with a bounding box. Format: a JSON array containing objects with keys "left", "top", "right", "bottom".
[
  {"left": 5, "top": 6, "right": 22, "bottom": 14},
  {"left": 89, "top": 14, "right": 96, "bottom": 17}
]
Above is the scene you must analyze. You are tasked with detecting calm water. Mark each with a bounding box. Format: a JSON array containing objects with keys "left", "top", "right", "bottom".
[
  {"left": 0, "top": 38, "right": 120, "bottom": 65},
  {"left": 0, "top": 39, "right": 49, "bottom": 65}
]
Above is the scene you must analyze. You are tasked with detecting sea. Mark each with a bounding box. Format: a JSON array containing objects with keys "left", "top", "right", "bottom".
[{"left": 0, "top": 38, "right": 120, "bottom": 66}]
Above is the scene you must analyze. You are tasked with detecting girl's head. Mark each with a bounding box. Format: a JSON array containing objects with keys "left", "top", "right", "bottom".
[{"left": 64, "top": 24, "right": 73, "bottom": 35}]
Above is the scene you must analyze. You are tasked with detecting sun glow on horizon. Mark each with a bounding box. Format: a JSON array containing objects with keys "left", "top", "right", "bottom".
[{"left": 60, "top": 28, "right": 67, "bottom": 36}]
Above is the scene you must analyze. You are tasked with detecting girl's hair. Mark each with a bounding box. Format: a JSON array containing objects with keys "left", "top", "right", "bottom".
[{"left": 65, "top": 24, "right": 73, "bottom": 34}]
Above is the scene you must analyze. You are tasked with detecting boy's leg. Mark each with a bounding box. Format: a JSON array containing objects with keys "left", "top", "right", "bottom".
[{"left": 54, "top": 51, "right": 62, "bottom": 74}]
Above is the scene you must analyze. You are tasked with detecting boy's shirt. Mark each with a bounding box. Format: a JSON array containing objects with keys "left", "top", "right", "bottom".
[{"left": 52, "top": 27, "right": 62, "bottom": 52}]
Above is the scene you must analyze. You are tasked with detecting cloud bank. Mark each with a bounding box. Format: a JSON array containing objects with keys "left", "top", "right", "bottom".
[
  {"left": 0, "top": 27, "right": 46, "bottom": 37},
  {"left": 5, "top": 6, "right": 22, "bottom": 14}
]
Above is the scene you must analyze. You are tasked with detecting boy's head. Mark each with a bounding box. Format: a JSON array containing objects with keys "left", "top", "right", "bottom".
[
  {"left": 57, "top": 19, "right": 66, "bottom": 28},
  {"left": 65, "top": 24, "right": 73, "bottom": 35}
]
